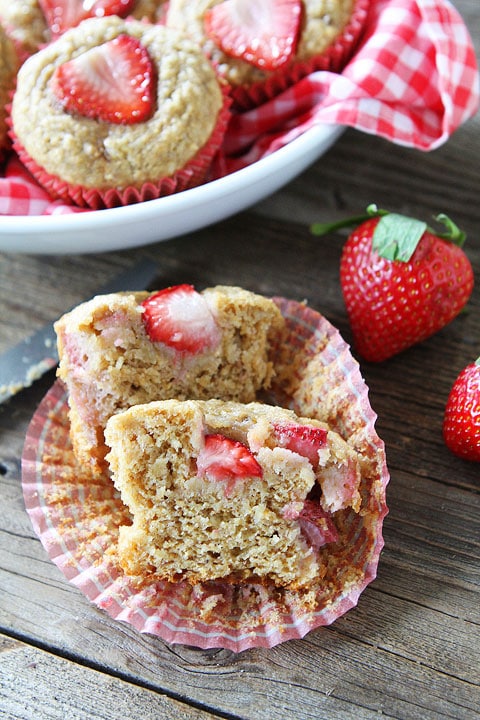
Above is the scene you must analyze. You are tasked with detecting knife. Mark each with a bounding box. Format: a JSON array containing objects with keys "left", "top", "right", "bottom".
[{"left": 0, "top": 257, "right": 158, "bottom": 404}]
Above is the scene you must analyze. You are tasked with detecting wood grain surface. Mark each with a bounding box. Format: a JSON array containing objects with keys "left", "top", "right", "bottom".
[{"left": 1, "top": 2, "right": 479, "bottom": 718}]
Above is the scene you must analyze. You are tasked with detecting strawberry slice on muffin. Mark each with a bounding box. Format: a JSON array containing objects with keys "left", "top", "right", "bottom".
[{"left": 51, "top": 33, "right": 156, "bottom": 124}]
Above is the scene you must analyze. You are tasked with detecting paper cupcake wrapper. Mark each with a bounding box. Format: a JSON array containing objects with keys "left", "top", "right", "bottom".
[
  {"left": 230, "top": 0, "right": 369, "bottom": 110},
  {"left": 8, "top": 87, "right": 231, "bottom": 210},
  {"left": 22, "top": 299, "right": 389, "bottom": 652}
]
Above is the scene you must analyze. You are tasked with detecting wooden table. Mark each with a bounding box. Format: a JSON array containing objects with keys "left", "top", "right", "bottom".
[{"left": 1, "top": 2, "right": 479, "bottom": 717}]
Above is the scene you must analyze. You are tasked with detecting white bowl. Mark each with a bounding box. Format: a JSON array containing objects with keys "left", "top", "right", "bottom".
[{"left": 0, "top": 123, "right": 343, "bottom": 255}]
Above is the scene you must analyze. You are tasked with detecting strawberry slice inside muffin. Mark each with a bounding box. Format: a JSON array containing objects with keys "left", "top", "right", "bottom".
[
  {"left": 197, "top": 433, "right": 263, "bottom": 498},
  {"left": 204, "top": 0, "right": 302, "bottom": 71},
  {"left": 105, "top": 399, "right": 362, "bottom": 589},
  {"left": 51, "top": 33, "right": 156, "bottom": 124},
  {"left": 297, "top": 499, "right": 339, "bottom": 550},
  {"left": 272, "top": 422, "right": 328, "bottom": 468}
]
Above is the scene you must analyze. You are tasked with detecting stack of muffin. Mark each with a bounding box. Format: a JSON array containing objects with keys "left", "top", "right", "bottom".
[{"left": 54, "top": 283, "right": 365, "bottom": 593}]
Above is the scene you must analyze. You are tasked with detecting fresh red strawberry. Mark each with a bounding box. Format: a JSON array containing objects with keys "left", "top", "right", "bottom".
[
  {"left": 443, "top": 357, "right": 480, "bottom": 462},
  {"left": 312, "top": 206, "right": 474, "bottom": 362},
  {"left": 297, "top": 500, "right": 338, "bottom": 551},
  {"left": 272, "top": 422, "right": 327, "bottom": 468},
  {"left": 204, "top": 0, "right": 302, "bottom": 72},
  {"left": 39, "top": 0, "right": 135, "bottom": 37},
  {"left": 141, "top": 284, "right": 220, "bottom": 354},
  {"left": 51, "top": 34, "right": 155, "bottom": 125},
  {"left": 196, "top": 433, "right": 263, "bottom": 497}
]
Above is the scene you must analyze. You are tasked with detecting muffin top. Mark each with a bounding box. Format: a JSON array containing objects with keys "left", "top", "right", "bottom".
[
  {"left": 0, "top": 0, "right": 48, "bottom": 56},
  {"left": 11, "top": 16, "right": 224, "bottom": 189},
  {"left": 0, "top": 0, "right": 168, "bottom": 55},
  {"left": 166, "top": 0, "right": 356, "bottom": 87},
  {"left": 0, "top": 22, "right": 20, "bottom": 149}
]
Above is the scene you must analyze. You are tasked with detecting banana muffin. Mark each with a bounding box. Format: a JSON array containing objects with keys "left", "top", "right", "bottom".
[
  {"left": 0, "top": 0, "right": 48, "bottom": 57},
  {"left": 55, "top": 285, "right": 285, "bottom": 471},
  {"left": 167, "top": 0, "right": 368, "bottom": 107},
  {"left": 0, "top": 0, "right": 168, "bottom": 54},
  {"left": 105, "top": 399, "right": 361, "bottom": 588},
  {"left": 9, "top": 16, "right": 230, "bottom": 208},
  {"left": 0, "top": 22, "right": 19, "bottom": 158}
]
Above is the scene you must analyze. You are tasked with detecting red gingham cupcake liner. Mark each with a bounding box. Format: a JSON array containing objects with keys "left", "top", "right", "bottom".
[{"left": 22, "top": 299, "right": 389, "bottom": 652}]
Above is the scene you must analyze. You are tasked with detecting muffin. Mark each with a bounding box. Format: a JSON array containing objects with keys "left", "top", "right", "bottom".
[
  {"left": 0, "top": 22, "right": 20, "bottom": 159},
  {"left": 0, "top": 0, "right": 49, "bottom": 58},
  {"left": 54, "top": 284, "right": 285, "bottom": 471},
  {"left": 0, "top": 0, "right": 168, "bottom": 53},
  {"left": 9, "top": 16, "right": 230, "bottom": 209},
  {"left": 39, "top": 0, "right": 169, "bottom": 39},
  {"left": 105, "top": 399, "right": 362, "bottom": 588},
  {"left": 25, "top": 296, "right": 389, "bottom": 650},
  {"left": 167, "top": 0, "right": 369, "bottom": 108}
]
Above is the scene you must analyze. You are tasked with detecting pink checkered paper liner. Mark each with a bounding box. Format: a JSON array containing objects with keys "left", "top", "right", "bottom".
[
  {"left": 21, "top": 299, "right": 389, "bottom": 652},
  {"left": 1, "top": 0, "right": 479, "bottom": 216}
]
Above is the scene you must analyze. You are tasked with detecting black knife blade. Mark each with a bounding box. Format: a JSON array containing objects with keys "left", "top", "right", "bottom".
[{"left": 0, "top": 257, "right": 158, "bottom": 403}]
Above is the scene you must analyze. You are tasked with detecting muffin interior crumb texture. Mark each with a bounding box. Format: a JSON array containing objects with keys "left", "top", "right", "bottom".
[
  {"left": 105, "top": 399, "right": 362, "bottom": 589},
  {"left": 54, "top": 285, "right": 285, "bottom": 472}
]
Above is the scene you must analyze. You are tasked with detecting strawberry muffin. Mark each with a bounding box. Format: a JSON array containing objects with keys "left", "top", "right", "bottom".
[
  {"left": 167, "top": 0, "right": 368, "bottom": 107},
  {"left": 38, "top": 0, "right": 169, "bottom": 40},
  {"left": 9, "top": 16, "right": 230, "bottom": 208},
  {"left": 54, "top": 285, "right": 285, "bottom": 471},
  {"left": 105, "top": 399, "right": 361, "bottom": 588},
  {"left": 0, "top": 22, "right": 20, "bottom": 159},
  {"left": 0, "top": 0, "right": 48, "bottom": 58},
  {"left": 0, "top": 0, "right": 168, "bottom": 55}
]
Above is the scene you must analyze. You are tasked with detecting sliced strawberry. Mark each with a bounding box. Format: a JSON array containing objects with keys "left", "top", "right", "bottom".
[
  {"left": 272, "top": 422, "right": 328, "bottom": 468},
  {"left": 319, "top": 459, "right": 361, "bottom": 514},
  {"left": 141, "top": 284, "right": 221, "bottom": 354},
  {"left": 204, "top": 0, "right": 302, "bottom": 72},
  {"left": 297, "top": 500, "right": 338, "bottom": 551},
  {"left": 51, "top": 34, "right": 155, "bottom": 125},
  {"left": 40, "top": 0, "right": 135, "bottom": 37},
  {"left": 197, "top": 434, "right": 263, "bottom": 498}
]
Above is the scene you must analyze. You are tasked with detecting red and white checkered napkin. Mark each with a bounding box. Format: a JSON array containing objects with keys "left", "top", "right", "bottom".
[
  {"left": 1, "top": 0, "right": 478, "bottom": 216},
  {"left": 224, "top": 0, "right": 480, "bottom": 166}
]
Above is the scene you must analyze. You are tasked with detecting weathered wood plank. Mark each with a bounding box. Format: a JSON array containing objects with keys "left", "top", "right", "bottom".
[
  {"left": 0, "top": 636, "right": 219, "bottom": 720},
  {"left": 1, "top": 199, "right": 479, "bottom": 720}
]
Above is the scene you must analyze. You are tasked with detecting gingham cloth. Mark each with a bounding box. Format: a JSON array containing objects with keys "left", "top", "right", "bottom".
[{"left": 1, "top": 0, "right": 478, "bottom": 216}]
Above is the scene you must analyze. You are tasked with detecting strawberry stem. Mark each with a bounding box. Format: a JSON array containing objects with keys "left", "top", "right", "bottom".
[
  {"left": 310, "top": 206, "right": 467, "bottom": 248},
  {"left": 310, "top": 204, "right": 386, "bottom": 236},
  {"left": 431, "top": 214, "right": 466, "bottom": 247}
]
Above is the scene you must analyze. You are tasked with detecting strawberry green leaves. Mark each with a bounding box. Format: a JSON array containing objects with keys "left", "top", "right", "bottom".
[
  {"left": 371, "top": 213, "right": 427, "bottom": 261},
  {"left": 372, "top": 211, "right": 466, "bottom": 261},
  {"left": 312, "top": 204, "right": 466, "bottom": 262}
]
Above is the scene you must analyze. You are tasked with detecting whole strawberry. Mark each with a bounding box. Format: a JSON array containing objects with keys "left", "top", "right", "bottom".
[
  {"left": 312, "top": 206, "right": 474, "bottom": 362},
  {"left": 443, "top": 358, "right": 480, "bottom": 462}
]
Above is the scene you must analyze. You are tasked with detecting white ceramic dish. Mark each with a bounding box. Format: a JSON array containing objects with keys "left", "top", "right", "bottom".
[{"left": 0, "top": 123, "right": 343, "bottom": 255}]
